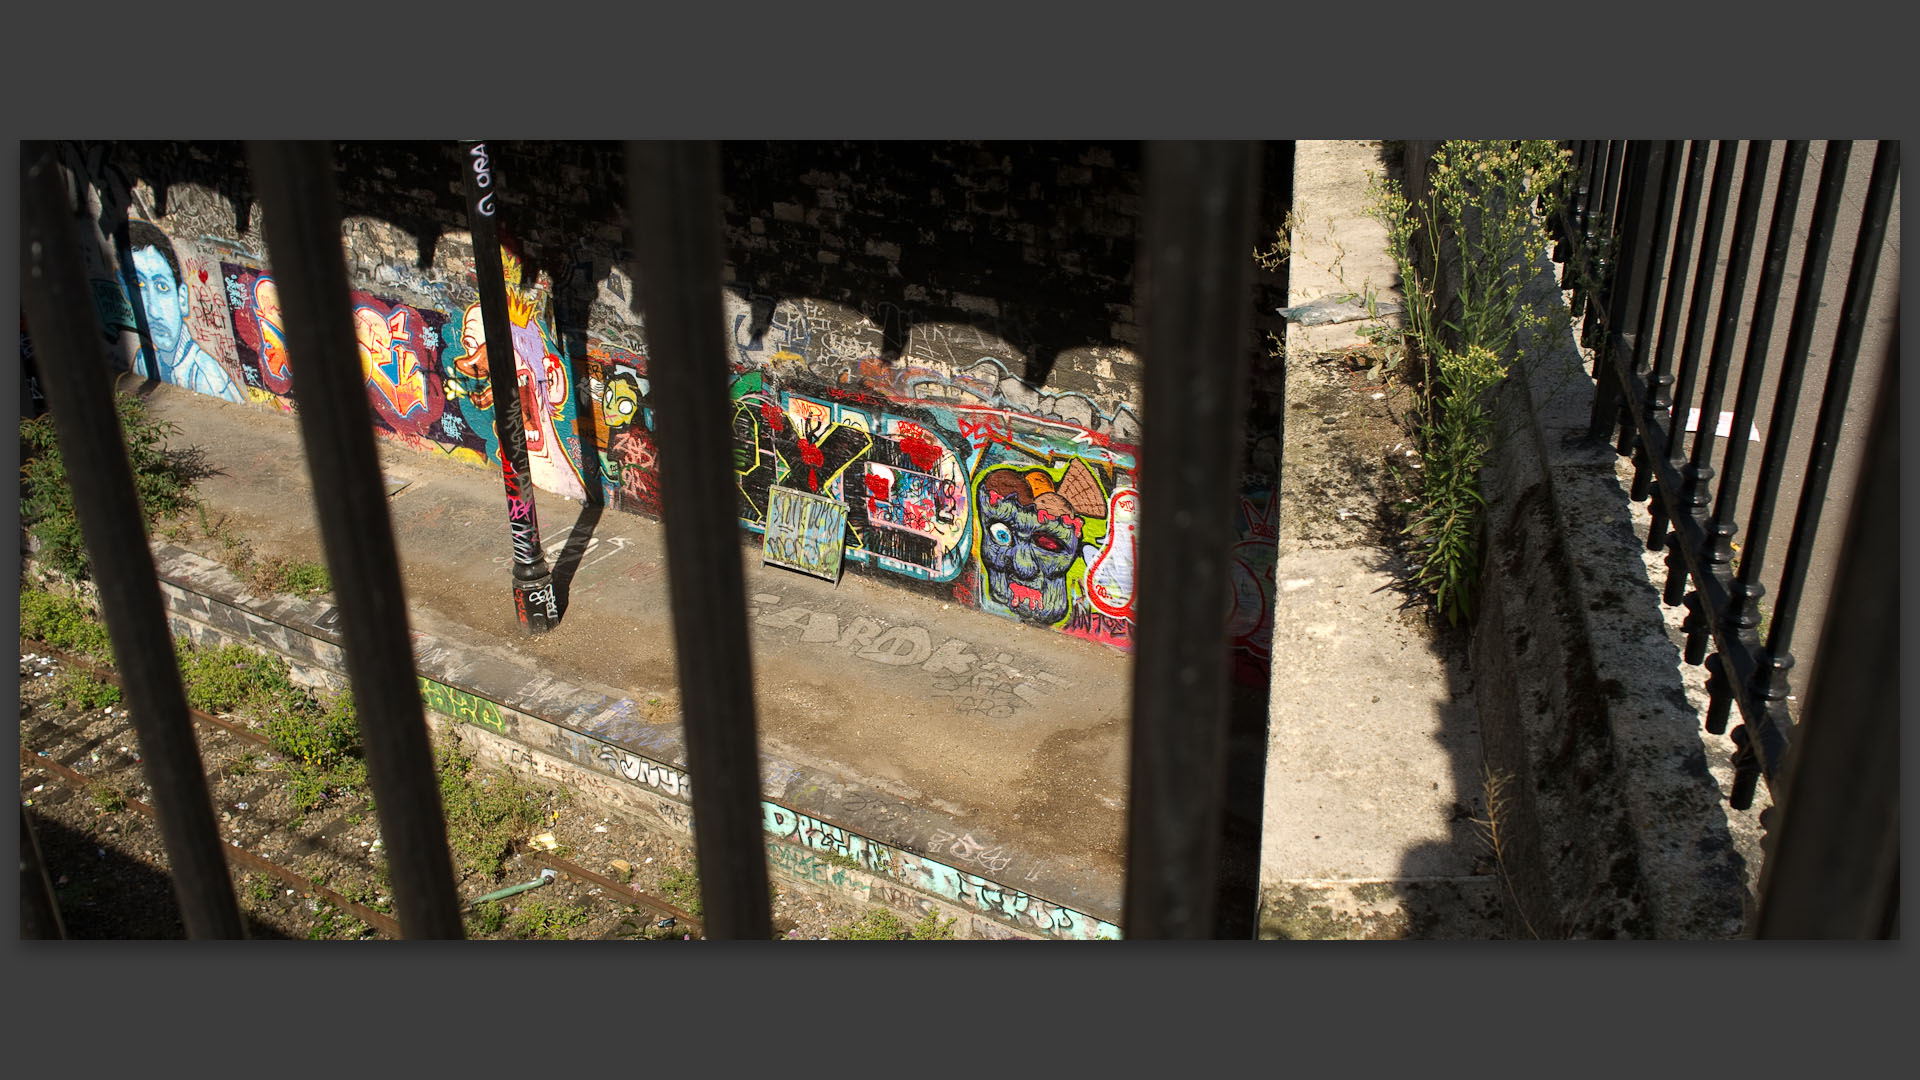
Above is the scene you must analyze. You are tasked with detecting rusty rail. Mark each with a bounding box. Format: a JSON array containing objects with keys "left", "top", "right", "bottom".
[
  {"left": 19, "top": 744, "right": 405, "bottom": 939},
  {"left": 23, "top": 637, "right": 708, "bottom": 938}
]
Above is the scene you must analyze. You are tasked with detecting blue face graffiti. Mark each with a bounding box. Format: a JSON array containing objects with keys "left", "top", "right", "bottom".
[{"left": 130, "top": 243, "right": 245, "bottom": 404}]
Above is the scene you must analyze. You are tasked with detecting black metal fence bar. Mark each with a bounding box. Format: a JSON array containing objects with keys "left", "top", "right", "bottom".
[
  {"left": 1580, "top": 140, "right": 1629, "bottom": 348},
  {"left": 1752, "top": 327, "right": 1899, "bottom": 938},
  {"left": 1557, "top": 141, "right": 1595, "bottom": 288},
  {"left": 244, "top": 140, "right": 465, "bottom": 938},
  {"left": 1726, "top": 144, "right": 1851, "bottom": 622},
  {"left": 1679, "top": 140, "right": 1770, "bottom": 518},
  {"left": 1704, "top": 142, "right": 1808, "bottom": 568},
  {"left": 1569, "top": 142, "right": 1609, "bottom": 315},
  {"left": 1658, "top": 142, "right": 1740, "bottom": 610},
  {"left": 1693, "top": 142, "right": 1810, "bottom": 729},
  {"left": 19, "top": 143, "right": 246, "bottom": 939},
  {"left": 1639, "top": 141, "right": 1711, "bottom": 529},
  {"left": 21, "top": 804, "right": 69, "bottom": 939},
  {"left": 1624, "top": 142, "right": 1685, "bottom": 486},
  {"left": 1123, "top": 141, "right": 1261, "bottom": 938},
  {"left": 623, "top": 141, "right": 772, "bottom": 941},
  {"left": 1712, "top": 144, "right": 1854, "bottom": 737},
  {"left": 1733, "top": 140, "right": 1900, "bottom": 805},
  {"left": 1586, "top": 141, "right": 1663, "bottom": 443},
  {"left": 1673, "top": 141, "right": 1774, "bottom": 663},
  {"left": 1593, "top": 198, "right": 1774, "bottom": 800},
  {"left": 1658, "top": 142, "right": 1737, "bottom": 505}
]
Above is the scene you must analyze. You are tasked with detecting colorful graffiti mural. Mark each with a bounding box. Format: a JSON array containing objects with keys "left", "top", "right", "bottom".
[
  {"left": 101, "top": 211, "right": 1276, "bottom": 671},
  {"left": 973, "top": 459, "right": 1112, "bottom": 629},
  {"left": 585, "top": 343, "right": 661, "bottom": 515},
  {"left": 707, "top": 327, "right": 1145, "bottom": 650},
  {"left": 441, "top": 258, "right": 589, "bottom": 502},
  {"left": 127, "top": 222, "right": 245, "bottom": 403}
]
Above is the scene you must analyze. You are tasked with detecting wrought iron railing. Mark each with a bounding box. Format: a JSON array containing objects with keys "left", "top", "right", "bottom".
[{"left": 1556, "top": 139, "right": 1899, "bottom": 936}]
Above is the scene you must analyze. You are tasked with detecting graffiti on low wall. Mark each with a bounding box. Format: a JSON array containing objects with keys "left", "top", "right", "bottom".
[
  {"left": 558, "top": 721, "right": 1118, "bottom": 938},
  {"left": 418, "top": 675, "right": 508, "bottom": 735},
  {"left": 761, "top": 803, "right": 1122, "bottom": 940}
]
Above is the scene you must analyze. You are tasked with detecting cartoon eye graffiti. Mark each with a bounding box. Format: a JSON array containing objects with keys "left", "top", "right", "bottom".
[
  {"left": 989, "top": 523, "right": 1013, "bottom": 546},
  {"left": 1032, "top": 532, "right": 1067, "bottom": 553}
]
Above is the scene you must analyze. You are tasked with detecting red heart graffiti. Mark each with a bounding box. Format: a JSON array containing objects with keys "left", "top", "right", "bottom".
[{"left": 198, "top": 268, "right": 209, "bottom": 284}]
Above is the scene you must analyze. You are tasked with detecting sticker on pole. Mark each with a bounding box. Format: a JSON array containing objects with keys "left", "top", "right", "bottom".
[{"left": 762, "top": 485, "right": 849, "bottom": 582}]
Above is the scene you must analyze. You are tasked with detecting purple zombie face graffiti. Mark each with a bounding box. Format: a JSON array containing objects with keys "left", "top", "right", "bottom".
[{"left": 976, "top": 469, "right": 1084, "bottom": 625}]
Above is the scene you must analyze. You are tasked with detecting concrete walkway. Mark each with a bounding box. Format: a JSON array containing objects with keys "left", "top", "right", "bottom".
[{"left": 1257, "top": 141, "right": 1511, "bottom": 938}]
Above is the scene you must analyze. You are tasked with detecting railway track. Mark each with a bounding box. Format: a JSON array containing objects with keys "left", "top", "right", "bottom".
[{"left": 19, "top": 640, "right": 704, "bottom": 939}]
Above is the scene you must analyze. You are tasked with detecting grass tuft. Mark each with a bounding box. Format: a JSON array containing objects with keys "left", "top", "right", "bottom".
[
  {"left": 436, "top": 734, "right": 548, "bottom": 879},
  {"left": 826, "top": 906, "right": 958, "bottom": 940}
]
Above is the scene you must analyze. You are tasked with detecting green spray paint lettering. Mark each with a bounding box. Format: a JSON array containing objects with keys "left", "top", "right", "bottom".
[{"left": 417, "top": 675, "right": 506, "bottom": 734}]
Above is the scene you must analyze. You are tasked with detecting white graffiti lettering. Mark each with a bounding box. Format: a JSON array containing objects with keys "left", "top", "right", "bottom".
[{"left": 594, "top": 743, "right": 690, "bottom": 798}]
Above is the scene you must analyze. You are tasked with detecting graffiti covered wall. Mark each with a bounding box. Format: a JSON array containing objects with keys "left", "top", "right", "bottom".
[{"left": 45, "top": 141, "right": 1288, "bottom": 678}]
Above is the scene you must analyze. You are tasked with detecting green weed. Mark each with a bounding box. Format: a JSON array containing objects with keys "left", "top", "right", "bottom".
[
  {"left": 826, "top": 906, "right": 958, "bottom": 941},
  {"left": 264, "top": 556, "right": 331, "bottom": 600},
  {"left": 49, "top": 670, "right": 122, "bottom": 712},
  {"left": 435, "top": 735, "right": 548, "bottom": 879},
  {"left": 508, "top": 898, "right": 590, "bottom": 940},
  {"left": 174, "top": 636, "right": 366, "bottom": 811},
  {"left": 263, "top": 690, "right": 360, "bottom": 773},
  {"left": 176, "top": 639, "right": 301, "bottom": 715},
  {"left": 1370, "top": 141, "right": 1572, "bottom": 624},
  {"left": 307, "top": 900, "right": 371, "bottom": 940},
  {"left": 246, "top": 874, "right": 277, "bottom": 904},
  {"left": 181, "top": 507, "right": 331, "bottom": 601},
  {"left": 18, "top": 585, "right": 114, "bottom": 660},
  {"left": 468, "top": 899, "right": 507, "bottom": 936},
  {"left": 19, "top": 394, "right": 195, "bottom": 581},
  {"left": 655, "top": 865, "right": 704, "bottom": 917},
  {"left": 89, "top": 782, "right": 127, "bottom": 814},
  {"left": 340, "top": 878, "right": 393, "bottom": 916}
]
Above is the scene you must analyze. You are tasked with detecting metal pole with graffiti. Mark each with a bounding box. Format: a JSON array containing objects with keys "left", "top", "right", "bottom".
[{"left": 460, "top": 140, "right": 556, "bottom": 633}]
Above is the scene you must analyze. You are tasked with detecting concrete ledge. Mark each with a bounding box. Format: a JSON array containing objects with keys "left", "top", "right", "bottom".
[
  {"left": 1403, "top": 142, "right": 1751, "bottom": 938},
  {"left": 141, "top": 544, "right": 1124, "bottom": 940}
]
